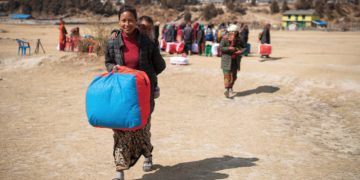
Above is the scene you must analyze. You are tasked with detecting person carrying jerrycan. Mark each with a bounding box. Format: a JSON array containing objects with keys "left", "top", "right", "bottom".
[{"left": 220, "top": 24, "right": 246, "bottom": 98}]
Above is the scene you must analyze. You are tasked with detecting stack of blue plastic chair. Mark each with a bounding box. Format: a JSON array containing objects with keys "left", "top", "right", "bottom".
[{"left": 16, "top": 39, "right": 31, "bottom": 56}]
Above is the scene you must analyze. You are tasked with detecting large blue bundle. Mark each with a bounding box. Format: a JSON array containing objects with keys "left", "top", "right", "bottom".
[{"left": 86, "top": 67, "right": 150, "bottom": 131}]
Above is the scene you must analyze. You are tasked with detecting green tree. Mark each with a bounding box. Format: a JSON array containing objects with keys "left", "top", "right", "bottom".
[
  {"left": 295, "top": 0, "right": 312, "bottom": 9},
  {"left": 324, "top": 2, "right": 334, "bottom": 20},
  {"left": 270, "top": 0, "right": 280, "bottom": 14},
  {"left": 281, "top": 0, "right": 290, "bottom": 13},
  {"left": 314, "top": 0, "right": 326, "bottom": 17},
  {"left": 202, "top": 3, "right": 218, "bottom": 21}
]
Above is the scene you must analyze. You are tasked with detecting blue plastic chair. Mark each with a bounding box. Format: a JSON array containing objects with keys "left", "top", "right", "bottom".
[{"left": 15, "top": 39, "right": 31, "bottom": 56}]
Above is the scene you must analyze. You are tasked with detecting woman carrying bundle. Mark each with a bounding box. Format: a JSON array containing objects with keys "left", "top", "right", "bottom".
[{"left": 105, "top": 5, "right": 166, "bottom": 180}]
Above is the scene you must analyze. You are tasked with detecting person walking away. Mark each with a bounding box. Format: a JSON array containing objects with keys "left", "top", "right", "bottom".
[
  {"left": 105, "top": 6, "right": 166, "bottom": 180},
  {"left": 240, "top": 23, "right": 249, "bottom": 44},
  {"left": 196, "top": 24, "right": 205, "bottom": 56},
  {"left": 258, "top": 23, "right": 271, "bottom": 58},
  {"left": 220, "top": 24, "right": 245, "bottom": 98},
  {"left": 58, "top": 18, "right": 67, "bottom": 51},
  {"left": 182, "top": 23, "right": 193, "bottom": 55},
  {"left": 204, "top": 24, "right": 214, "bottom": 57}
]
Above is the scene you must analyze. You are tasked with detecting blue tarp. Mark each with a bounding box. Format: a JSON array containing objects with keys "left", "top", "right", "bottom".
[
  {"left": 313, "top": 20, "right": 328, "bottom": 26},
  {"left": 10, "top": 14, "right": 32, "bottom": 19}
]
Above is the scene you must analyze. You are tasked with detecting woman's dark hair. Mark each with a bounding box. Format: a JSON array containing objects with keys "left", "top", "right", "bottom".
[
  {"left": 118, "top": 5, "right": 137, "bottom": 20},
  {"left": 138, "top": 16, "right": 154, "bottom": 25}
]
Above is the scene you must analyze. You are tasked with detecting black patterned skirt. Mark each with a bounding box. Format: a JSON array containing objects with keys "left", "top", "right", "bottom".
[{"left": 113, "top": 118, "right": 153, "bottom": 171}]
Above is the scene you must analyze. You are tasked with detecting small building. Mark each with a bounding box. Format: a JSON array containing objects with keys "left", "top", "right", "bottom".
[{"left": 282, "top": 9, "right": 320, "bottom": 30}]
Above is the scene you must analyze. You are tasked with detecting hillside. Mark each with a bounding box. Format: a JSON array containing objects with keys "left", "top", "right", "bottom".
[{"left": 1, "top": 1, "right": 359, "bottom": 25}]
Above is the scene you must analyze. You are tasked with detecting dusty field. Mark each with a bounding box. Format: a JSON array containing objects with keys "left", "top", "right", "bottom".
[{"left": 0, "top": 24, "right": 360, "bottom": 179}]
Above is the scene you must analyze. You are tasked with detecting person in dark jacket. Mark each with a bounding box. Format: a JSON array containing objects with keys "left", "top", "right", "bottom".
[
  {"left": 105, "top": 6, "right": 166, "bottom": 180},
  {"left": 259, "top": 23, "right": 271, "bottom": 58},
  {"left": 220, "top": 24, "right": 245, "bottom": 98},
  {"left": 182, "top": 23, "right": 193, "bottom": 55},
  {"left": 240, "top": 23, "right": 249, "bottom": 44},
  {"left": 154, "top": 21, "right": 160, "bottom": 42},
  {"left": 260, "top": 23, "right": 271, "bottom": 44}
]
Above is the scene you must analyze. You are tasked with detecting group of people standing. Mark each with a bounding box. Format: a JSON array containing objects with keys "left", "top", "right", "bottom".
[
  {"left": 160, "top": 21, "right": 272, "bottom": 98},
  {"left": 58, "top": 19, "right": 81, "bottom": 52},
  {"left": 160, "top": 22, "right": 254, "bottom": 98},
  {"left": 161, "top": 21, "right": 250, "bottom": 56}
]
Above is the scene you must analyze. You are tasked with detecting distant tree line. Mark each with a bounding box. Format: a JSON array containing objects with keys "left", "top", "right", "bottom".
[
  {"left": 2, "top": 0, "right": 357, "bottom": 22},
  {"left": 202, "top": 3, "right": 224, "bottom": 21},
  {"left": 1, "top": 0, "right": 116, "bottom": 17},
  {"left": 268, "top": 0, "right": 360, "bottom": 20},
  {"left": 157, "top": 0, "right": 198, "bottom": 11},
  {"left": 294, "top": 0, "right": 360, "bottom": 20}
]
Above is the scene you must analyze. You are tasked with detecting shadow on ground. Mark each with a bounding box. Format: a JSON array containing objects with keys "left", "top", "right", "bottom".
[
  {"left": 139, "top": 156, "right": 259, "bottom": 180},
  {"left": 259, "top": 57, "right": 284, "bottom": 62},
  {"left": 234, "top": 85, "right": 280, "bottom": 97}
]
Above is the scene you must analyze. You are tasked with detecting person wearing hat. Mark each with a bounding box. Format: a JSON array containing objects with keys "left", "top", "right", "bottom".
[{"left": 220, "top": 24, "right": 246, "bottom": 98}]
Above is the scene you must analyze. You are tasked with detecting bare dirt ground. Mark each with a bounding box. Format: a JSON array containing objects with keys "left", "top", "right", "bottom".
[{"left": 0, "top": 24, "right": 359, "bottom": 179}]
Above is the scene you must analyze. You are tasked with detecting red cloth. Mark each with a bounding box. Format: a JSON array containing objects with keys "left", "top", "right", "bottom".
[
  {"left": 193, "top": 23, "right": 199, "bottom": 40},
  {"left": 59, "top": 23, "right": 67, "bottom": 51},
  {"left": 122, "top": 32, "right": 139, "bottom": 69},
  {"left": 176, "top": 28, "right": 183, "bottom": 42}
]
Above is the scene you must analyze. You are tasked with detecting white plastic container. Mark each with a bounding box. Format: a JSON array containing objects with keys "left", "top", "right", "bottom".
[{"left": 170, "top": 56, "right": 189, "bottom": 65}]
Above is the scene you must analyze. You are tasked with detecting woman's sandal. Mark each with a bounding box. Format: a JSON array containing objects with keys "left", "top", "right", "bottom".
[
  {"left": 143, "top": 156, "right": 153, "bottom": 172},
  {"left": 112, "top": 171, "right": 124, "bottom": 180}
]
